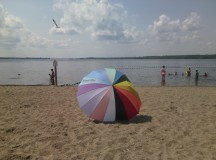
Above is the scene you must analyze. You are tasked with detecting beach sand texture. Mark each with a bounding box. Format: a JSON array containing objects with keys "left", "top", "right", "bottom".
[{"left": 0, "top": 86, "right": 216, "bottom": 160}]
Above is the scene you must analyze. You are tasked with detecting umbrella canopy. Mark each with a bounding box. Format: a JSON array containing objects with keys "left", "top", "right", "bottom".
[{"left": 76, "top": 68, "right": 141, "bottom": 122}]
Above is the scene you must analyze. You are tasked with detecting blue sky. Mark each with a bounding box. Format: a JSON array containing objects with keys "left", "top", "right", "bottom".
[{"left": 0, "top": 0, "right": 216, "bottom": 58}]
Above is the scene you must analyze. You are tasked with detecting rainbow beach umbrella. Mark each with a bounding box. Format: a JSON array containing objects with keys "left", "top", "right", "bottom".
[{"left": 76, "top": 68, "right": 141, "bottom": 122}]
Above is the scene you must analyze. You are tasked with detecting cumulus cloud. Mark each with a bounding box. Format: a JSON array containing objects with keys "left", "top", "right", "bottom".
[
  {"left": 0, "top": 5, "right": 22, "bottom": 49},
  {"left": 148, "top": 12, "right": 200, "bottom": 43},
  {"left": 0, "top": 3, "right": 71, "bottom": 50},
  {"left": 150, "top": 14, "right": 181, "bottom": 34},
  {"left": 182, "top": 12, "right": 200, "bottom": 31},
  {"left": 49, "top": 26, "right": 80, "bottom": 35},
  {"left": 50, "top": 0, "right": 140, "bottom": 43},
  {"left": 4, "top": 15, "right": 24, "bottom": 28},
  {"left": 1, "top": 0, "right": 203, "bottom": 55}
]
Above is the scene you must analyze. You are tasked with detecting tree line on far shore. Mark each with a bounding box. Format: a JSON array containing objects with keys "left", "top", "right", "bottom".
[{"left": 0, "top": 54, "right": 216, "bottom": 60}]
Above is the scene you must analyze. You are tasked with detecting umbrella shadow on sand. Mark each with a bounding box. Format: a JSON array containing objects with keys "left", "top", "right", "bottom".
[
  {"left": 129, "top": 115, "right": 152, "bottom": 124},
  {"left": 93, "top": 115, "right": 152, "bottom": 124}
]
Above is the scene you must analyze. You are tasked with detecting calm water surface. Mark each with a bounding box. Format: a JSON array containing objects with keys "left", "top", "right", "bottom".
[{"left": 0, "top": 59, "right": 216, "bottom": 86}]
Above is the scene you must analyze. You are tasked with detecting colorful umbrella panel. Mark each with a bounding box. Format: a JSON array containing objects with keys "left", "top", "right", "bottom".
[{"left": 77, "top": 68, "right": 141, "bottom": 122}]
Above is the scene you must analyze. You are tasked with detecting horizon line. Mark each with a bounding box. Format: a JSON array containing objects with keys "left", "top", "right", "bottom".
[{"left": 0, "top": 54, "right": 216, "bottom": 59}]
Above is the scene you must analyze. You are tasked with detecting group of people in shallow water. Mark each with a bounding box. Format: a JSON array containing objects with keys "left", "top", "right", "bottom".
[
  {"left": 160, "top": 65, "right": 208, "bottom": 85},
  {"left": 48, "top": 66, "right": 208, "bottom": 86}
]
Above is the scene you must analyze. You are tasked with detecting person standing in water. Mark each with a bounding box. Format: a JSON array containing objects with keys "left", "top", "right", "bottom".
[
  {"left": 195, "top": 70, "right": 199, "bottom": 86},
  {"left": 49, "top": 69, "right": 55, "bottom": 85},
  {"left": 186, "top": 67, "right": 191, "bottom": 77},
  {"left": 195, "top": 70, "right": 199, "bottom": 80},
  {"left": 161, "top": 65, "right": 166, "bottom": 84}
]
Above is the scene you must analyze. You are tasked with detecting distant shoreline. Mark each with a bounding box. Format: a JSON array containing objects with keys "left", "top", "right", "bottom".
[{"left": 0, "top": 54, "right": 216, "bottom": 60}]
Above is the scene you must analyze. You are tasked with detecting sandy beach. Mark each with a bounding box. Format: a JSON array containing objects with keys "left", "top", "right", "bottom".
[{"left": 0, "top": 86, "right": 215, "bottom": 160}]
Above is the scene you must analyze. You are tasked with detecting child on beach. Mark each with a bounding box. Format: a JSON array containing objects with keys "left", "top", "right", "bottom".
[{"left": 49, "top": 69, "right": 55, "bottom": 85}]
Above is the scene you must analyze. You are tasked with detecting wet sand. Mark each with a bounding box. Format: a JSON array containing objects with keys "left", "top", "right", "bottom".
[{"left": 0, "top": 86, "right": 216, "bottom": 160}]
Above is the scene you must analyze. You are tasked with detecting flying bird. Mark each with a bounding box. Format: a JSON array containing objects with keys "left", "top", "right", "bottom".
[{"left": 53, "top": 19, "right": 60, "bottom": 28}]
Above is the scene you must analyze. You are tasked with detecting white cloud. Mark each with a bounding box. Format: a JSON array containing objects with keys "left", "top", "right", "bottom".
[
  {"left": 0, "top": 4, "right": 22, "bottom": 49},
  {"left": 150, "top": 15, "right": 181, "bottom": 34},
  {"left": 0, "top": 3, "right": 72, "bottom": 50},
  {"left": 49, "top": 26, "right": 80, "bottom": 35},
  {"left": 51, "top": 0, "right": 140, "bottom": 43},
  {"left": 1, "top": 0, "right": 208, "bottom": 57},
  {"left": 182, "top": 12, "right": 200, "bottom": 31},
  {"left": 0, "top": 4, "right": 5, "bottom": 27},
  {"left": 148, "top": 12, "right": 200, "bottom": 43},
  {"left": 5, "top": 15, "right": 23, "bottom": 28}
]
